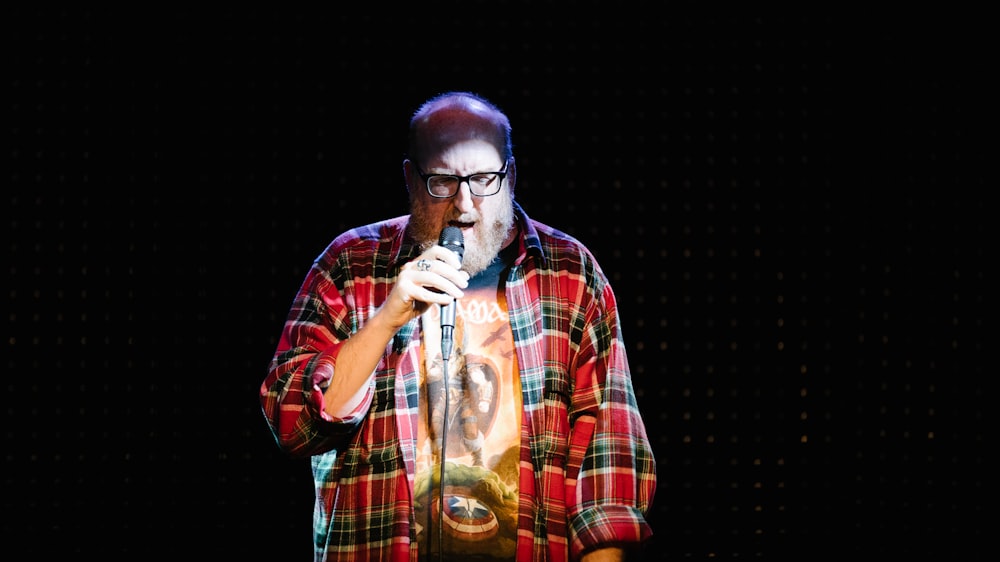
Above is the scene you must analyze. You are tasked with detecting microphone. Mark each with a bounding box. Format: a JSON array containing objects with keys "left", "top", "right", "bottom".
[
  {"left": 438, "top": 226, "right": 464, "bottom": 359},
  {"left": 435, "top": 225, "right": 464, "bottom": 557}
]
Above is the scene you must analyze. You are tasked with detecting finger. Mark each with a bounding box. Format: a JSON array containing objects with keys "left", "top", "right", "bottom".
[
  {"left": 398, "top": 267, "right": 462, "bottom": 303},
  {"left": 421, "top": 246, "right": 463, "bottom": 269},
  {"left": 405, "top": 256, "right": 468, "bottom": 291}
]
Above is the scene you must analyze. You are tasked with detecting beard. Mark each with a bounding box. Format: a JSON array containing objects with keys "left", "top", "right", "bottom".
[{"left": 408, "top": 188, "right": 516, "bottom": 277}]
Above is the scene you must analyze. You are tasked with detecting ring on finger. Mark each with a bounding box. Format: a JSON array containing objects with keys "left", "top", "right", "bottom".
[{"left": 416, "top": 259, "right": 431, "bottom": 272}]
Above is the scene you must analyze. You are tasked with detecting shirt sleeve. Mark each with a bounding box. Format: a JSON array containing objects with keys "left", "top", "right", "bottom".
[
  {"left": 259, "top": 257, "right": 374, "bottom": 457},
  {"left": 567, "top": 282, "right": 657, "bottom": 556}
]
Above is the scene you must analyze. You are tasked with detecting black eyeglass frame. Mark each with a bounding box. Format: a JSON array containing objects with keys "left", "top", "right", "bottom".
[{"left": 412, "top": 159, "right": 510, "bottom": 198}]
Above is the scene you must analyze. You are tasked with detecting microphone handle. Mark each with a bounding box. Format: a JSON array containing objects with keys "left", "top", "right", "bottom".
[{"left": 441, "top": 300, "right": 456, "bottom": 358}]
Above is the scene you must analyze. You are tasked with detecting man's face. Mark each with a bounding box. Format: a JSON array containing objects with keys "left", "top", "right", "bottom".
[{"left": 407, "top": 139, "right": 515, "bottom": 276}]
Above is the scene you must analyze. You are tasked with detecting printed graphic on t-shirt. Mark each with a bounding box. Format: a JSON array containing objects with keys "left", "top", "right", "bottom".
[{"left": 415, "top": 258, "right": 519, "bottom": 561}]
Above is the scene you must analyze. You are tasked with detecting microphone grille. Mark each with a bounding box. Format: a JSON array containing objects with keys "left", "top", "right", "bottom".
[{"left": 439, "top": 226, "right": 464, "bottom": 260}]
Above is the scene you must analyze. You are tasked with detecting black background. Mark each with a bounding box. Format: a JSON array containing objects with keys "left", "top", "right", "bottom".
[{"left": 4, "top": 5, "right": 989, "bottom": 559}]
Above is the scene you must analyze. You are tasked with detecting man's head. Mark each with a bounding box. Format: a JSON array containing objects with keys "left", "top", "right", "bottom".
[{"left": 404, "top": 92, "right": 517, "bottom": 276}]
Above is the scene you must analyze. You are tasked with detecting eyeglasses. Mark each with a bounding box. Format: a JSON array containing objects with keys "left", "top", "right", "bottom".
[{"left": 414, "top": 160, "right": 509, "bottom": 198}]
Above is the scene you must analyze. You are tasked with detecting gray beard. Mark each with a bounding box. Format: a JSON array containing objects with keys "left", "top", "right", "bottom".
[{"left": 408, "top": 193, "right": 516, "bottom": 277}]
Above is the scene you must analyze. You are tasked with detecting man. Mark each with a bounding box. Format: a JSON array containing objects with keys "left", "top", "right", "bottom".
[{"left": 261, "top": 91, "right": 655, "bottom": 561}]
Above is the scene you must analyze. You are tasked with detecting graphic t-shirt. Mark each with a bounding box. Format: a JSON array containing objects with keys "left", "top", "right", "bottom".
[{"left": 415, "top": 249, "right": 520, "bottom": 561}]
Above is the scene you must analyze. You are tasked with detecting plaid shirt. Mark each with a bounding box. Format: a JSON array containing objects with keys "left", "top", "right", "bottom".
[{"left": 261, "top": 202, "right": 656, "bottom": 561}]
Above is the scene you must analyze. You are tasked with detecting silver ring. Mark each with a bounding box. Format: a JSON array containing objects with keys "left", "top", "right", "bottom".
[{"left": 416, "top": 259, "right": 431, "bottom": 272}]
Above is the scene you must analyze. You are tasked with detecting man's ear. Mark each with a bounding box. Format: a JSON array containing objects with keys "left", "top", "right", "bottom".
[
  {"left": 507, "top": 157, "right": 516, "bottom": 193},
  {"left": 403, "top": 159, "right": 414, "bottom": 193}
]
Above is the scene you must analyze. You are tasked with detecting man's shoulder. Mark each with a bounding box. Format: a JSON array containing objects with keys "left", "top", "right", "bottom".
[
  {"left": 526, "top": 217, "right": 589, "bottom": 253},
  {"left": 521, "top": 215, "right": 606, "bottom": 279},
  {"left": 331, "top": 215, "right": 409, "bottom": 247}
]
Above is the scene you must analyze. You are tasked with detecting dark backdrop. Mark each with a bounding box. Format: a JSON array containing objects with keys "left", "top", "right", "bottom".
[{"left": 4, "top": 6, "right": 989, "bottom": 559}]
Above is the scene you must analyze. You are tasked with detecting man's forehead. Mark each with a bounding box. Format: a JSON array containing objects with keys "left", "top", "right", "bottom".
[{"left": 418, "top": 118, "right": 501, "bottom": 157}]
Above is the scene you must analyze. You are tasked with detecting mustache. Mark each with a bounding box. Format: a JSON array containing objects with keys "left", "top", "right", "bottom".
[{"left": 451, "top": 211, "right": 479, "bottom": 223}]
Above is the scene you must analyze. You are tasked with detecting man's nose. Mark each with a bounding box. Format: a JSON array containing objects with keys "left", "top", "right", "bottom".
[{"left": 452, "top": 180, "right": 476, "bottom": 210}]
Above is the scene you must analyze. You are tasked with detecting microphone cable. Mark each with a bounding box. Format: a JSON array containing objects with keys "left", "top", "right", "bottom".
[{"left": 436, "top": 351, "right": 451, "bottom": 561}]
